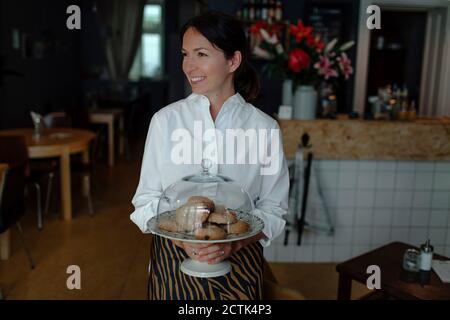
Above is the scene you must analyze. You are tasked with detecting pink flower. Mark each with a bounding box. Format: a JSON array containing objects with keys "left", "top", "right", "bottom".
[
  {"left": 314, "top": 55, "right": 338, "bottom": 80},
  {"left": 337, "top": 53, "right": 353, "bottom": 80},
  {"left": 253, "top": 46, "right": 274, "bottom": 60}
]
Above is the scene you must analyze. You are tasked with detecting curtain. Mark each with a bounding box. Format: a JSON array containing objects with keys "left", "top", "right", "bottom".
[{"left": 98, "top": 0, "right": 146, "bottom": 81}]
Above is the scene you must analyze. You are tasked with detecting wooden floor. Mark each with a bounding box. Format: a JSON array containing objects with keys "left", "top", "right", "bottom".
[{"left": 0, "top": 140, "right": 370, "bottom": 300}]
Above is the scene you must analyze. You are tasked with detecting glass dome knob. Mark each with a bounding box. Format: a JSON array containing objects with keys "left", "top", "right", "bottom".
[{"left": 201, "top": 159, "right": 212, "bottom": 174}]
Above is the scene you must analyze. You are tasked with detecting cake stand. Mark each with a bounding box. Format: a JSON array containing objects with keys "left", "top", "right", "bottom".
[{"left": 147, "top": 210, "right": 264, "bottom": 278}]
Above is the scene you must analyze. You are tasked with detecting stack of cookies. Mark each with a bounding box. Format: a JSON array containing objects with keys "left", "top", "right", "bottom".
[{"left": 158, "top": 196, "right": 250, "bottom": 240}]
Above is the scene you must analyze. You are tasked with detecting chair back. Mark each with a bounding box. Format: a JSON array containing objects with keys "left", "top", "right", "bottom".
[
  {"left": 43, "top": 112, "right": 72, "bottom": 128},
  {"left": 0, "top": 135, "right": 28, "bottom": 165},
  {"left": 0, "top": 136, "right": 28, "bottom": 233}
]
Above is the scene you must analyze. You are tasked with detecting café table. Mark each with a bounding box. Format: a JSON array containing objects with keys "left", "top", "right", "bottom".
[
  {"left": 89, "top": 108, "right": 124, "bottom": 167},
  {"left": 336, "top": 242, "right": 450, "bottom": 300},
  {"left": 0, "top": 128, "right": 95, "bottom": 222}
]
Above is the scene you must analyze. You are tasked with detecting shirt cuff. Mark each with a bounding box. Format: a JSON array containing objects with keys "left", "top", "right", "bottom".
[
  {"left": 253, "top": 208, "right": 286, "bottom": 247},
  {"left": 130, "top": 200, "right": 158, "bottom": 234}
]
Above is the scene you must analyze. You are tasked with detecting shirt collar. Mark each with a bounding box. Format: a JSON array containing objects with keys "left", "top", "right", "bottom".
[{"left": 186, "top": 92, "right": 246, "bottom": 113}]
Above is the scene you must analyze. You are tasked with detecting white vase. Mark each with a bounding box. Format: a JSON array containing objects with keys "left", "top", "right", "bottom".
[
  {"left": 293, "top": 85, "right": 317, "bottom": 120},
  {"left": 282, "top": 79, "right": 293, "bottom": 106}
]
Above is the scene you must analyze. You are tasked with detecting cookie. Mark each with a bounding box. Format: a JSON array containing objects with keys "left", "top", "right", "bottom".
[
  {"left": 187, "top": 196, "right": 215, "bottom": 212},
  {"left": 194, "top": 224, "right": 227, "bottom": 240},
  {"left": 208, "top": 207, "right": 237, "bottom": 225},
  {"left": 158, "top": 217, "right": 179, "bottom": 233},
  {"left": 222, "top": 220, "right": 250, "bottom": 235},
  {"left": 175, "top": 203, "right": 211, "bottom": 232},
  {"left": 214, "top": 204, "right": 227, "bottom": 214}
]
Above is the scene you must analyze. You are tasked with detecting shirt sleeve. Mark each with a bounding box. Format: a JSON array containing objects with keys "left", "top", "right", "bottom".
[
  {"left": 253, "top": 122, "right": 290, "bottom": 247},
  {"left": 130, "top": 113, "right": 163, "bottom": 233}
]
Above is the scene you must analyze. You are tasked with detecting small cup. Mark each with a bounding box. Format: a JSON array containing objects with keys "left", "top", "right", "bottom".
[
  {"left": 403, "top": 249, "right": 420, "bottom": 272},
  {"left": 278, "top": 105, "right": 293, "bottom": 120}
]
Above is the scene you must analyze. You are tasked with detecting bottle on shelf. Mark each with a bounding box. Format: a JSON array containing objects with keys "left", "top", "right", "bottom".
[
  {"left": 401, "top": 84, "right": 409, "bottom": 106},
  {"left": 388, "top": 98, "right": 397, "bottom": 120},
  {"left": 275, "top": 1, "right": 283, "bottom": 22},
  {"left": 236, "top": 8, "right": 242, "bottom": 20},
  {"left": 254, "top": 0, "right": 261, "bottom": 20},
  {"left": 242, "top": 0, "right": 249, "bottom": 21},
  {"left": 398, "top": 100, "right": 408, "bottom": 121},
  {"left": 268, "top": 0, "right": 275, "bottom": 23},
  {"left": 394, "top": 87, "right": 401, "bottom": 105},
  {"left": 408, "top": 100, "right": 417, "bottom": 121},
  {"left": 261, "top": 0, "right": 268, "bottom": 21},
  {"left": 328, "top": 94, "right": 337, "bottom": 118},
  {"left": 249, "top": 0, "right": 256, "bottom": 21}
]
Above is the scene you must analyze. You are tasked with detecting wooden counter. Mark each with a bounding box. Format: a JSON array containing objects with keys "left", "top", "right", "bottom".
[{"left": 280, "top": 117, "right": 450, "bottom": 160}]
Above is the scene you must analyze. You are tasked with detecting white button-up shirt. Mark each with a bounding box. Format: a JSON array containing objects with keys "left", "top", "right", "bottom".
[{"left": 130, "top": 93, "right": 289, "bottom": 247}]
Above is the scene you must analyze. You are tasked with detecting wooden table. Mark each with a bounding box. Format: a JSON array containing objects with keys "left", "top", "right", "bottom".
[
  {"left": 0, "top": 128, "right": 95, "bottom": 222},
  {"left": 89, "top": 109, "right": 124, "bottom": 167},
  {"left": 0, "top": 163, "right": 10, "bottom": 260},
  {"left": 336, "top": 242, "right": 450, "bottom": 300}
]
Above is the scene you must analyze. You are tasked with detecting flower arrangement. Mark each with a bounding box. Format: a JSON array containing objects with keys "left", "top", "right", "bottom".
[{"left": 251, "top": 20, "right": 355, "bottom": 91}]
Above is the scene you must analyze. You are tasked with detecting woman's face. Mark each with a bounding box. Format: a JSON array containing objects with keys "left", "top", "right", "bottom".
[{"left": 182, "top": 27, "right": 239, "bottom": 99}]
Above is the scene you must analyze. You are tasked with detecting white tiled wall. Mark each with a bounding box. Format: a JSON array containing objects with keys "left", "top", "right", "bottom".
[{"left": 265, "top": 160, "right": 450, "bottom": 263}]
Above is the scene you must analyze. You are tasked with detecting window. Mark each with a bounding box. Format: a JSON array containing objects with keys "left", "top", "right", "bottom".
[{"left": 129, "top": 1, "right": 164, "bottom": 80}]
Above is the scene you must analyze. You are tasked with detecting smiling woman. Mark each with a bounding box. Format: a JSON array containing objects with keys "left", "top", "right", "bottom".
[
  {"left": 130, "top": 11, "right": 290, "bottom": 301},
  {"left": 180, "top": 11, "right": 260, "bottom": 108}
]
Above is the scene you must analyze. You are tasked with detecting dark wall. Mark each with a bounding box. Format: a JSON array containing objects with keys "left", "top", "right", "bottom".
[
  {"left": 0, "top": 0, "right": 194, "bottom": 130},
  {"left": 166, "top": 0, "right": 196, "bottom": 104},
  {"left": 0, "top": 0, "right": 82, "bottom": 129},
  {"left": 367, "top": 10, "right": 427, "bottom": 107}
]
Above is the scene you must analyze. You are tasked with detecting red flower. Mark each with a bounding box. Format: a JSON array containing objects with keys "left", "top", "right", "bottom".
[
  {"left": 288, "top": 49, "right": 310, "bottom": 73},
  {"left": 290, "top": 21, "right": 313, "bottom": 43},
  {"left": 306, "top": 35, "right": 325, "bottom": 52},
  {"left": 316, "top": 40, "right": 325, "bottom": 52}
]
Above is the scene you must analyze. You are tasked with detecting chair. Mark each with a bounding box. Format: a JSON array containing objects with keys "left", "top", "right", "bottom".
[
  {"left": 0, "top": 136, "right": 36, "bottom": 269},
  {"left": 42, "top": 111, "right": 96, "bottom": 218},
  {"left": 28, "top": 112, "right": 72, "bottom": 229},
  {"left": 0, "top": 136, "right": 36, "bottom": 300},
  {"left": 27, "top": 165, "right": 54, "bottom": 230},
  {"left": 43, "top": 112, "right": 72, "bottom": 128},
  {"left": 0, "top": 130, "right": 51, "bottom": 231}
]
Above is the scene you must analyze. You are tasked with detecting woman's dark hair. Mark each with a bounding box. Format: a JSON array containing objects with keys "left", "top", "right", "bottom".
[{"left": 181, "top": 11, "right": 260, "bottom": 102}]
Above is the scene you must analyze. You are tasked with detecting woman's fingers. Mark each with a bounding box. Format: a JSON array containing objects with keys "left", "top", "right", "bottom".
[
  {"left": 179, "top": 242, "right": 235, "bottom": 263},
  {"left": 186, "top": 242, "right": 210, "bottom": 249},
  {"left": 181, "top": 242, "right": 212, "bottom": 260},
  {"left": 184, "top": 245, "right": 202, "bottom": 260},
  {"left": 198, "top": 244, "right": 231, "bottom": 263},
  {"left": 206, "top": 246, "right": 230, "bottom": 264},
  {"left": 197, "top": 244, "right": 223, "bottom": 256}
]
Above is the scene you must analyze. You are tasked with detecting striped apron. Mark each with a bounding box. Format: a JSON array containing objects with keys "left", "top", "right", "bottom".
[{"left": 148, "top": 235, "right": 264, "bottom": 300}]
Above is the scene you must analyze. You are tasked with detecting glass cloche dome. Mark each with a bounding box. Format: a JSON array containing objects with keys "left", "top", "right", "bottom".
[{"left": 148, "top": 159, "right": 264, "bottom": 244}]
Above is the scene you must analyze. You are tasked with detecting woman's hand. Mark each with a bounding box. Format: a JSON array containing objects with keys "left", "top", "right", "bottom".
[
  {"left": 172, "top": 232, "right": 266, "bottom": 264},
  {"left": 172, "top": 240, "right": 210, "bottom": 261}
]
